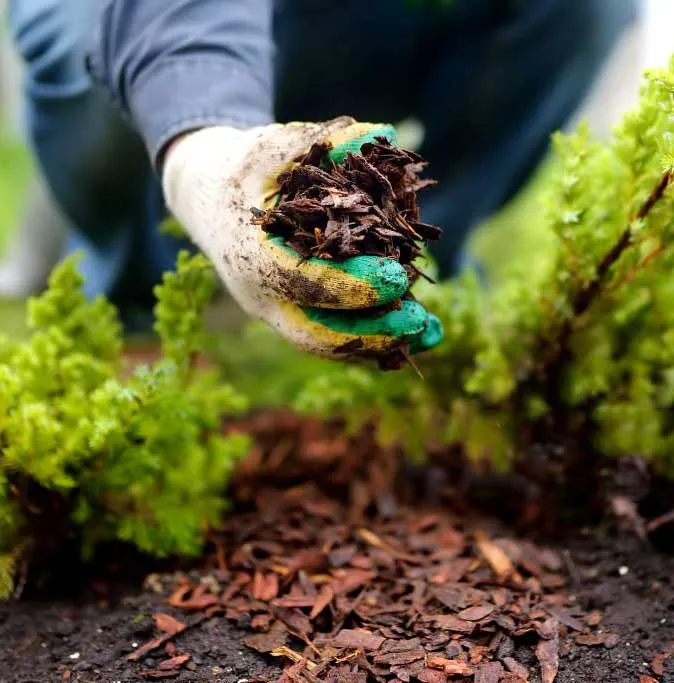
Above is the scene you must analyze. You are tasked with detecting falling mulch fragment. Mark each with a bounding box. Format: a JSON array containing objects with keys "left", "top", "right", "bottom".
[
  {"left": 250, "top": 137, "right": 442, "bottom": 370},
  {"left": 128, "top": 631, "right": 184, "bottom": 662}
]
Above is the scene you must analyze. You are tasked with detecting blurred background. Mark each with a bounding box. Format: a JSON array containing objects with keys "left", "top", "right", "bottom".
[{"left": 0, "top": 0, "right": 673, "bottom": 327}]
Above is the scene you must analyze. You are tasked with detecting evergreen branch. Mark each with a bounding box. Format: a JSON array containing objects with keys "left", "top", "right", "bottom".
[
  {"left": 538, "top": 170, "right": 672, "bottom": 390},
  {"left": 571, "top": 171, "right": 671, "bottom": 326}
]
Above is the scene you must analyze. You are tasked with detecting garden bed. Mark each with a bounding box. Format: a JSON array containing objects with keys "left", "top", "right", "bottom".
[
  {"left": 1, "top": 411, "right": 673, "bottom": 683},
  {"left": 1, "top": 527, "right": 672, "bottom": 683}
]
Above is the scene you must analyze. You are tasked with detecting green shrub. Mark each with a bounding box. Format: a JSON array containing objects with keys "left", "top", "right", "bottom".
[
  {"left": 218, "top": 57, "right": 674, "bottom": 477},
  {"left": 0, "top": 252, "right": 249, "bottom": 597}
]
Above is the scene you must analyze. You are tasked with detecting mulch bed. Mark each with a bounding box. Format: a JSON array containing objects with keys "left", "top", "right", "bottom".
[{"left": 1, "top": 411, "right": 674, "bottom": 682}]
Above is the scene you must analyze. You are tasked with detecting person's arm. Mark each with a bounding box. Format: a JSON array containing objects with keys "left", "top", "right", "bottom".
[
  {"left": 88, "top": 1, "right": 442, "bottom": 361},
  {"left": 88, "top": 0, "right": 274, "bottom": 166}
]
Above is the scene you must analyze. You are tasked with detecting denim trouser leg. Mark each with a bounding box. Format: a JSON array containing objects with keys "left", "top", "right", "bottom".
[
  {"left": 276, "top": 0, "right": 640, "bottom": 277},
  {"left": 7, "top": 0, "right": 184, "bottom": 311},
  {"left": 414, "top": 0, "right": 640, "bottom": 276}
]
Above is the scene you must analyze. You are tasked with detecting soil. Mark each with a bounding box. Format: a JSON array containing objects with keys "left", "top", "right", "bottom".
[
  {"left": 2, "top": 412, "right": 674, "bottom": 683},
  {"left": 1, "top": 523, "right": 673, "bottom": 682}
]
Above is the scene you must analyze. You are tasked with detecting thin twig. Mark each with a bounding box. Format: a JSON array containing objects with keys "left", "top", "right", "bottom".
[{"left": 646, "top": 508, "right": 674, "bottom": 533}]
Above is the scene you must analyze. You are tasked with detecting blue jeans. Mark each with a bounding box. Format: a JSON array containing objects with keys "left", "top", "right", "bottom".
[{"left": 8, "top": 0, "right": 639, "bottom": 315}]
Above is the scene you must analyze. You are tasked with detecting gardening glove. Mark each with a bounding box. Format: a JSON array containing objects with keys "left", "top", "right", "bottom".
[{"left": 162, "top": 116, "right": 443, "bottom": 361}]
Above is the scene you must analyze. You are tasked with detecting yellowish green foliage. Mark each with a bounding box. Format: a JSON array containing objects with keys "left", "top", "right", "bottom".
[{"left": 0, "top": 252, "right": 249, "bottom": 597}]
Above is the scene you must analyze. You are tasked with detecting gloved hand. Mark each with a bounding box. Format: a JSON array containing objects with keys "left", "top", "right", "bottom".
[{"left": 162, "top": 116, "right": 443, "bottom": 361}]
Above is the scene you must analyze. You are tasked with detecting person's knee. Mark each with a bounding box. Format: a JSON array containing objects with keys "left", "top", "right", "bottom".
[{"left": 7, "top": 0, "right": 90, "bottom": 91}]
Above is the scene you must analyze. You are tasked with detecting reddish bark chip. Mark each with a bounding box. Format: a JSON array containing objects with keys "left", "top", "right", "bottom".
[
  {"left": 503, "top": 656, "right": 529, "bottom": 679},
  {"left": 418, "top": 668, "right": 448, "bottom": 683},
  {"left": 153, "top": 613, "right": 187, "bottom": 636},
  {"left": 651, "top": 648, "right": 672, "bottom": 676},
  {"left": 424, "top": 614, "right": 475, "bottom": 634},
  {"left": 426, "top": 657, "right": 474, "bottom": 677},
  {"left": 333, "top": 629, "right": 386, "bottom": 651},
  {"left": 457, "top": 604, "right": 495, "bottom": 622},
  {"left": 536, "top": 631, "right": 560, "bottom": 683},
  {"left": 475, "top": 533, "right": 515, "bottom": 582},
  {"left": 157, "top": 655, "right": 191, "bottom": 671}
]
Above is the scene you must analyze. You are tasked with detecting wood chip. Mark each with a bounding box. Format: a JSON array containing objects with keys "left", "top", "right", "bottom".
[
  {"left": 245, "top": 624, "right": 289, "bottom": 653},
  {"left": 333, "top": 629, "right": 386, "bottom": 651},
  {"left": 310, "top": 585, "right": 334, "bottom": 619},
  {"left": 157, "top": 655, "right": 190, "bottom": 671},
  {"left": 426, "top": 657, "right": 474, "bottom": 677},
  {"left": 153, "top": 614, "right": 187, "bottom": 636},
  {"left": 418, "top": 668, "right": 448, "bottom": 683},
  {"left": 424, "top": 614, "right": 475, "bottom": 634},
  {"left": 475, "top": 532, "right": 514, "bottom": 582},
  {"left": 457, "top": 604, "right": 495, "bottom": 622},
  {"left": 271, "top": 646, "right": 317, "bottom": 670},
  {"left": 373, "top": 649, "right": 426, "bottom": 666},
  {"left": 503, "top": 657, "right": 529, "bottom": 679},
  {"left": 652, "top": 648, "right": 672, "bottom": 676},
  {"left": 536, "top": 630, "right": 559, "bottom": 683},
  {"left": 500, "top": 675, "right": 529, "bottom": 683},
  {"left": 575, "top": 632, "right": 619, "bottom": 647}
]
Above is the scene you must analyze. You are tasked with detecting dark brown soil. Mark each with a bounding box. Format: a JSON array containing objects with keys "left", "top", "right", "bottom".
[
  {"left": 0, "top": 526, "right": 672, "bottom": 682},
  {"left": 0, "top": 589, "right": 273, "bottom": 683}
]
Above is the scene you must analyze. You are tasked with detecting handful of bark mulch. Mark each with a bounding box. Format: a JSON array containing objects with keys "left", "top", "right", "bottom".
[
  {"left": 251, "top": 137, "right": 440, "bottom": 265},
  {"left": 250, "top": 137, "right": 442, "bottom": 370}
]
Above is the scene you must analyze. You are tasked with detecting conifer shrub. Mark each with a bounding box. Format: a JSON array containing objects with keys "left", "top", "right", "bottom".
[
  {"left": 0, "top": 252, "right": 249, "bottom": 597},
  {"left": 221, "top": 57, "right": 674, "bottom": 476}
]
